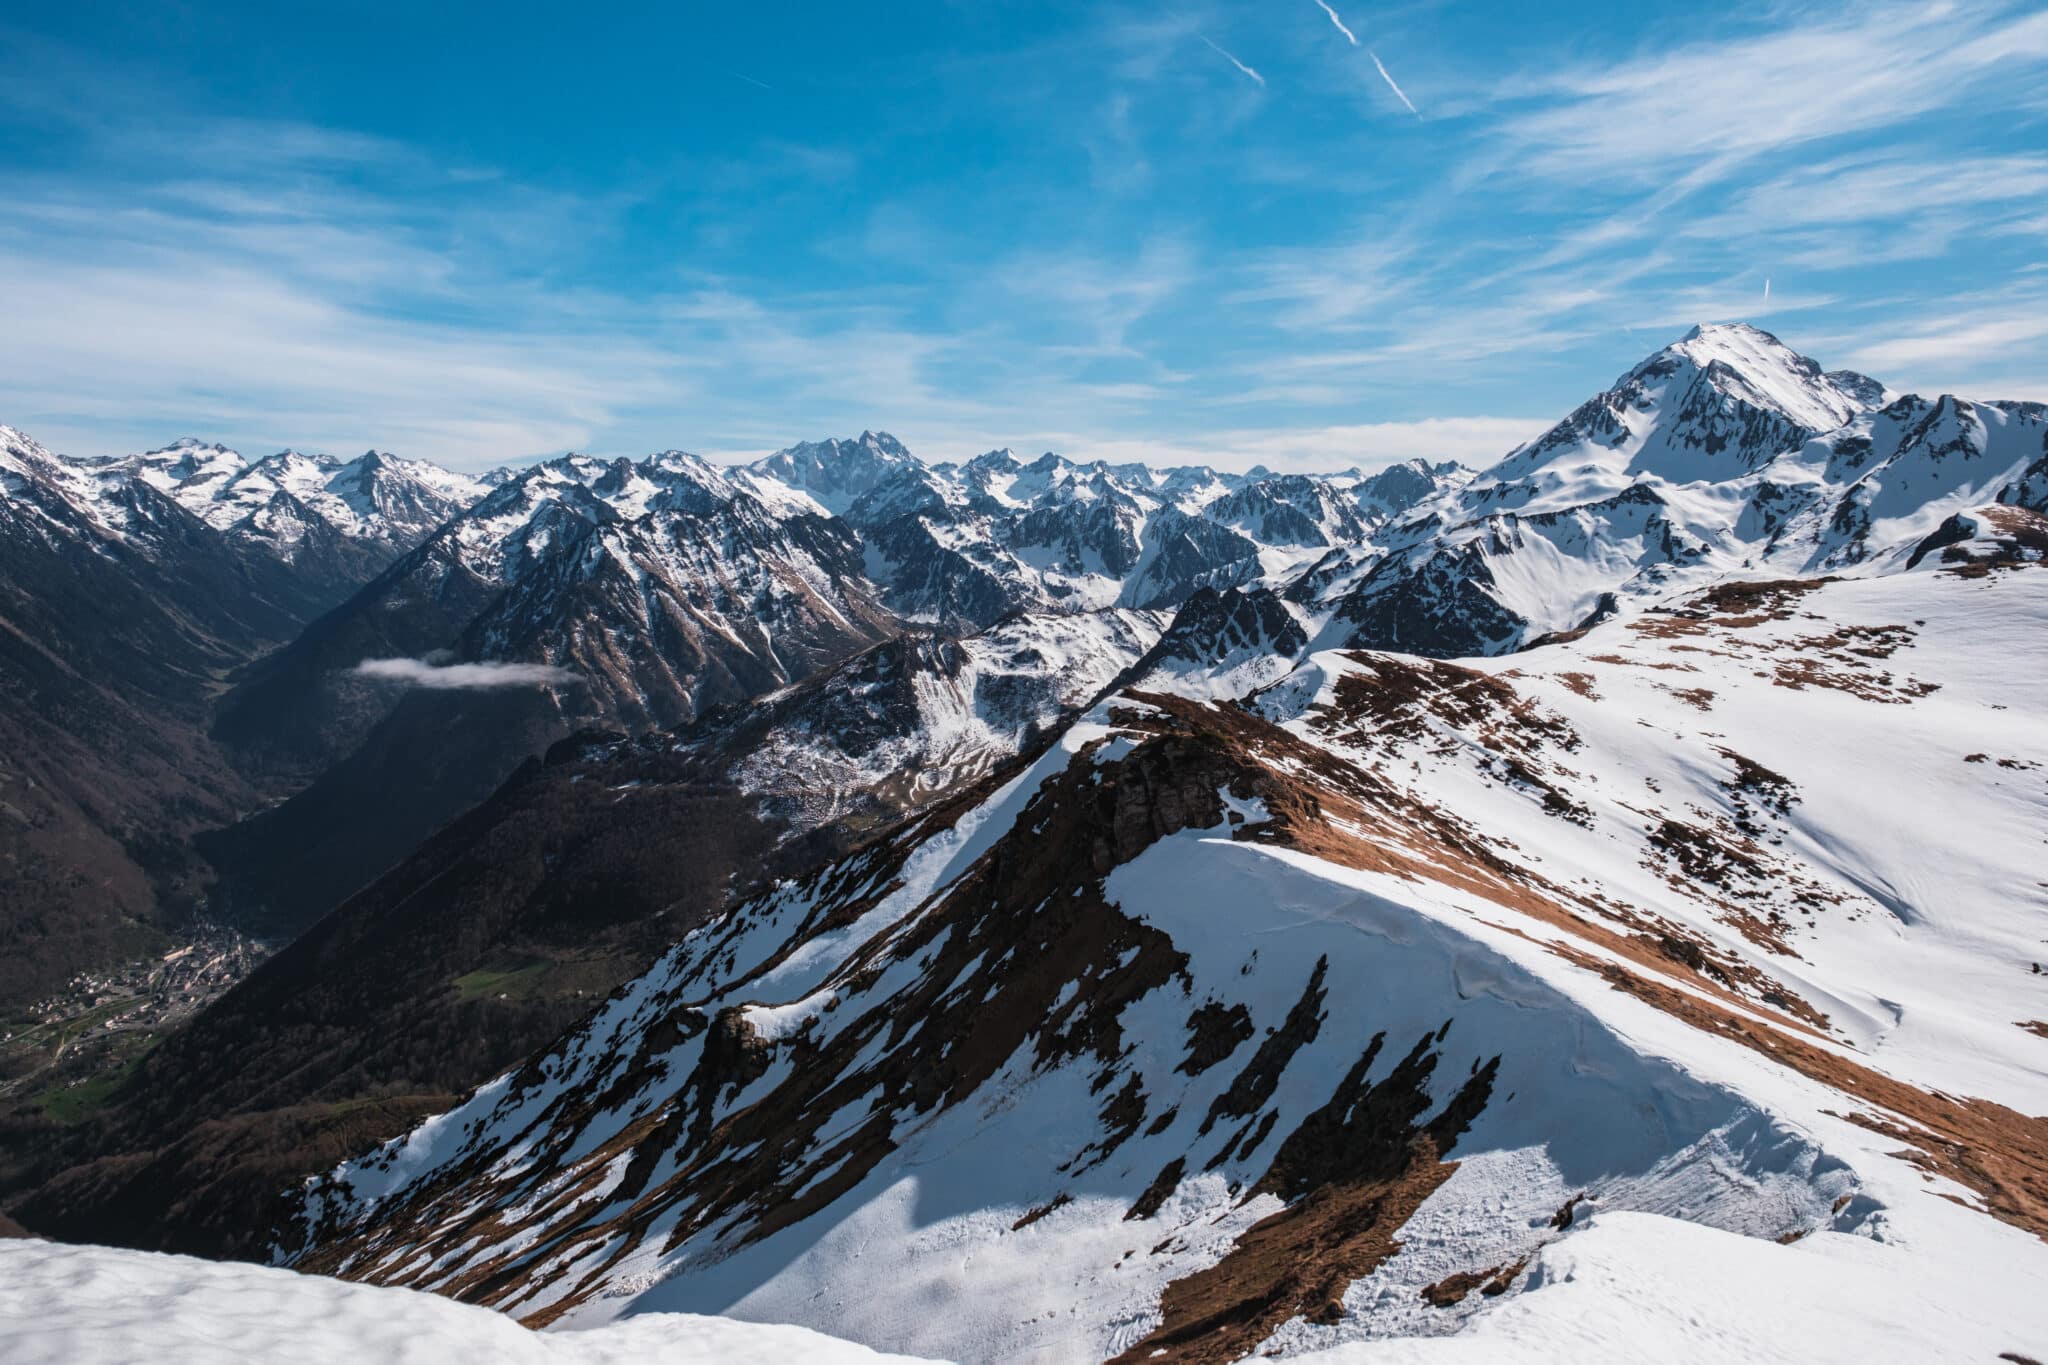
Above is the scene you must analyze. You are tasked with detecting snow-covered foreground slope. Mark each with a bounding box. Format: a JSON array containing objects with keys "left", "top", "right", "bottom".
[
  {"left": 284, "top": 554, "right": 2048, "bottom": 1362},
  {"left": 1296, "top": 1206, "right": 2045, "bottom": 1364},
  {"left": 13, "top": 1210, "right": 2037, "bottom": 1365},
  {"left": 0, "top": 1239, "right": 935, "bottom": 1365}
]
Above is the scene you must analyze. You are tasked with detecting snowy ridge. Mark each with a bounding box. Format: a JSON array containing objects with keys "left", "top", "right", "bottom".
[
  {"left": 0, "top": 425, "right": 115, "bottom": 545},
  {"left": 285, "top": 559, "right": 2048, "bottom": 1362},
  {"left": 743, "top": 444, "right": 1469, "bottom": 630},
  {"left": 1303, "top": 323, "right": 2048, "bottom": 657},
  {"left": 79, "top": 437, "right": 488, "bottom": 566},
  {"left": 715, "top": 607, "right": 1171, "bottom": 831},
  {"left": 213, "top": 444, "right": 905, "bottom": 781}
]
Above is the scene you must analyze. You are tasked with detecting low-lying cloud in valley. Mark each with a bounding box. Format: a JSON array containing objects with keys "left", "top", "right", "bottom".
[{"left": 351, "top": 656, "right": 578, "bottom": 689}]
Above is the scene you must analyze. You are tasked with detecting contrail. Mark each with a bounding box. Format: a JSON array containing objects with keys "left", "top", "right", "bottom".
[
  {"left": 1202, "top": 35, "right": 1267, "bottom": 87},
  {"left": 1313, "top": 0, "right": 1359, "bottom": 45},
  {"left": 1763, "top": 277, "right": 1772, "bottom": 302},
  {"left": 729, "top": 72, "right": 774, "bottom": 91},
  {"left": 1370, "top": 50, "right": 1418, "bottom": 114}
]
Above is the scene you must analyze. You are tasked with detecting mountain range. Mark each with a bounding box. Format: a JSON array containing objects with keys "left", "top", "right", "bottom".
[{"left": 3, "top": 322, "right": 2046, "bottom": 1361}]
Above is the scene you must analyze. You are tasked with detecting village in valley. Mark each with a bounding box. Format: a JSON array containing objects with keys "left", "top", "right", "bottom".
[{"left": 0, "top": 926, "right": 268, "bottom": 1121}]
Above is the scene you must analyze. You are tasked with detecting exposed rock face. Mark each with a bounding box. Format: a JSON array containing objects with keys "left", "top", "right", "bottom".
[
  {"left": 1126, "top": 586, "right": 1310, "bottom": 698},
  {"left": 215, "top": 453, "right": 896, "bottom": 781},
  {"left": 1328, "top": 539, "right": 1528, "bottom": 657},
  {"left": 744, "top": 430, "right": 918, "bottom": 515}
]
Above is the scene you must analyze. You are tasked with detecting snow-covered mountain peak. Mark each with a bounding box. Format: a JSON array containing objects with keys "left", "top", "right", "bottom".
[
  {"left": 856, "top": 429, "right": 911, "bottom": 458},
  {"left": 747, "top": 432, "right": 921, "bottom": 515},
  {"left": 0, "top": 425, "right": 104, "bottom": 522},
  {"left": 964, "top": 446, "right": 1021, "bottom": 471},
  {"left": 119, "top": 437, "right": 250, "bottom": 497},
  {"left": 1351, "top": 457, "right": 1473, "bottom": 516},
  {"left": 1824, "top": 367, "right": 1891, "bottom": 409},
  {"left": 1654, "top": 321, "right": 1871, "bottom": 436},
  {"left": 1469, "top": 324, "right": 1881, "bottom": 511},
  {"left": 25, "top": 434, "right": 490, "bottom": 583},
  {"left": 0, "top": 423, "right": 55, "bottom": 477},
  {"left": 149, "top": 435, "right": 244, "bottom": 465},
  {"left": 1293, "top": 323, "right": 2048, "bottom": 662},
  {"left": 252, "top": 448, "right": 340, "bottom": 475}
]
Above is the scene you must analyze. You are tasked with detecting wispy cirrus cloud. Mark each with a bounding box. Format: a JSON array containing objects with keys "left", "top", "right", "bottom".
[
  {"left": 1492, "top": 2, "right": 2048, "bottom": 184},
  {"left": 1836, "top": 301, "right": 2048, "bottom": 393},
  {"left": 993, "top": 240, "right": 1195, "bottom": 357}
]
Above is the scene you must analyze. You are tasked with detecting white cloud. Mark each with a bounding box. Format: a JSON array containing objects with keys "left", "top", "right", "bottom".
[
  {"left": 1722, "top": 152, "right": 2048, "bottom": 229},
  {"left": 351, "top": 657, "right": 579, "bottom": 689},
  {"left": 992, "top": 240, "right": 1194, "bottom": 356}
]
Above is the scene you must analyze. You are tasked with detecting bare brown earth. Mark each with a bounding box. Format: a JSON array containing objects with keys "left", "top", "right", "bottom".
[
  {"left": 1420, "top": 1257, "right": 1526, "bottom": 1307},
  {"left": 1112, "top": 1147, "right": 1458, "bottom": 1363},
  {"left": 1110, "top": 1029, "right": 1496, "bottom": 1361},
  {"left": 1942, "top": 505, "right": 2048, "bottom": 577}
]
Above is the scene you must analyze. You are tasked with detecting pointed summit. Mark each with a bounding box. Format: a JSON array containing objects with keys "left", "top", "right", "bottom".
[
  {"left": 856, "top": 430, "right": 912, "bottom": 459},
  {"left": 747, "top": 433, "right": 919, "bottom": 516},
  {"left": 1648, "top": 321, "right": 1871, "bottom": 436},
  {"left": 1487, "top": 322, "right": 1875, "bottom": 498}
]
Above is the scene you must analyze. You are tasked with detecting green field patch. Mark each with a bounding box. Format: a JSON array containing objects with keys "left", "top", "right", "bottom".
[
  {"left": 451, "top": 958, "right": 555, "bottom": 1002},
  {"left": 36, "top": 1053, "right": 147, "bottom": 1125}
]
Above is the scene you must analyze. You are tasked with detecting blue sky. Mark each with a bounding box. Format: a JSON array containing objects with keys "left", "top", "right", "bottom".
[{"left": 2, "top": 0, "right": 2045, "bottom": 471}]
